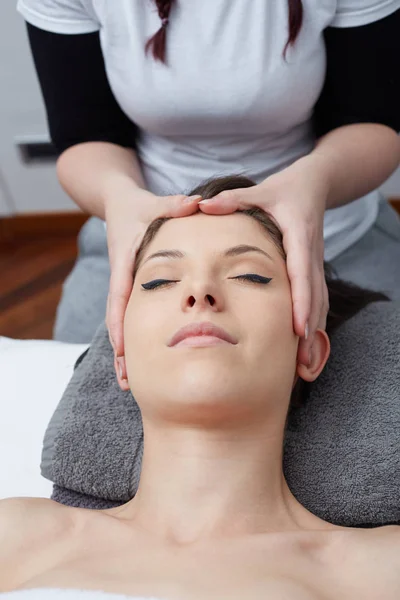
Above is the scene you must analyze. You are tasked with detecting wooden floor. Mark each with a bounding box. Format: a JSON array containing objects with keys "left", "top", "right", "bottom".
[
  {"left": 1, "top": 200, "right": 399, "bottom": 341},
  {"left": 0, "top": 237, "right": 79, "bottom": 339},
  {"left": 0, "top": 213, "right": 88, "bottom": 340}
]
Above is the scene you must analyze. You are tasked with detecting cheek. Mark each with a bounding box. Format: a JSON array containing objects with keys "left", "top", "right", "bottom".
[
  {"left": 245, "top": 289, "right": 297, "bottom": 365},
  {"left": 123, "top": 293, "right": 169, "bottom": 382},
  {"left": 123, "top": 297, "right": 149, "bottom": 379}
]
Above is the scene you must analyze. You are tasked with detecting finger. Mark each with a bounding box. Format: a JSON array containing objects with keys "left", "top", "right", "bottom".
[
  {"left": 106, "top": 293, "right": 115, "bottom": 352},
  {"left": 297, "top": 260, "right": 322, "bottom": 366},
  {"left": 309, "top": 242, "right": 328, "bottom": 334},
  {"left": 107, "top": 262, "right": 133, "bottom": 359},
  {"left": 320, "top": 278, "right": 329, "bottom": 330},
  {"left": 114, "top": 354, "right": 130, "bottom": 391},
  {"left": 284, "top": 231, "right": 312, "bottom": 340},
  {"left": 158, "top": 194, "right": 202, "bottom": 218},
  {"left": 309, "top": 262, "right": 324, "bottom": 338},
  {"left": 319, "top": 243, "right": 329, "bottom": 331},
  {"left": 198, "top": 189, "right": 251, "bottom": 214}
]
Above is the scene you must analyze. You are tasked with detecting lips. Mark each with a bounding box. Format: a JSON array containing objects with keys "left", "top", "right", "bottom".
[{"left": 168, "top": 321, "right": 238, "bottom": 347}]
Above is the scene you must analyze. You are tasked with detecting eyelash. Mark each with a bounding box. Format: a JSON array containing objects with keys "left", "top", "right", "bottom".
[{"left": 141, "top": 274, "right": 272, "bottom": 290}]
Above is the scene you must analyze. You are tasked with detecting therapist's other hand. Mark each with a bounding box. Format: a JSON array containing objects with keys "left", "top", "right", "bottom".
[
  {"left": 198, "top": 157, "right": 329, "bottom": 367},
  {"left": 105, "top": 185, "right": 201, "bottom": 390}
]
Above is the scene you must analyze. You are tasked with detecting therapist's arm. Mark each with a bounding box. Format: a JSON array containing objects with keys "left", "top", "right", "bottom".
[
  {"left": 310, "top": 10, "right": 400, "bottom": 210},
  {"left": 299, "top": 123, "right": 400, "bottom": 210},
  {"left": 56, "top": 142, "right": 145, "bottom": 220},
  {"left": 26, "top": 24, "right": 146, "bottom": 220}
]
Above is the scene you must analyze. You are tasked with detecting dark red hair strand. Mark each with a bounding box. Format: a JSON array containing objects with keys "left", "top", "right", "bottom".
[
  {"left": 146, "top": 0, "right": 304, "bottom": 64},
  {"left": 145, "top": 0, "right": 174, "bottom": 63},
  {"left": 284, "top": 0, "right": 304, "bottom": 58}
]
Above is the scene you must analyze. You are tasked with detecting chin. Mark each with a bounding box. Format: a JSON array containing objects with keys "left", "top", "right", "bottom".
[
  {"left": 172, "top": 363, "right": 249, "bottom": 410},
  {"left": 136, "top": 365, "right": 264, "bottom": 427},
  {"left": 163, "top": 385, "right": 250, "bottom": 428},
  {"left": 180, "top": 358, "right": 234, "bottom": 384}
]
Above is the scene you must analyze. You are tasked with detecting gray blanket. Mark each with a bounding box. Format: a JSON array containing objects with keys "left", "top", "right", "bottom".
[{"left": 43, "top": 301, "right": 400, "bottom": 526}]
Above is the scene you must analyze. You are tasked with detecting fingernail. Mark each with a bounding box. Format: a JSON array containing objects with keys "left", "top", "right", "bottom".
[
  {"left": 117, "top": 356, "right": 126, "bottom": 380},
  {"left": 184, "top": 195, "right": 202, "bottom": 203},
  {"left": 198, "top": 199, "right": 212, "bottom": 204},
  {"left": 304, "top": 322, "right": 309, "bottom": 340}
]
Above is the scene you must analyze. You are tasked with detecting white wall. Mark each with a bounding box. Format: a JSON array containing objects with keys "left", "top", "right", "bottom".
[
  {"left": 0, "top": 2, "right": 399, "bottom": 216},
  {"left": 0, "top": 1, "right": 76, "bottom": 216},
  {"left": 0, "top": 166, "right": 14, "bottom": 215}
]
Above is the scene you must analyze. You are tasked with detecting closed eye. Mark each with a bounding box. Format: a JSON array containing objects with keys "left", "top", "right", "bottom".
[
  {"left": 230, "top": 274, "right": 272, "bottom": 285},
  {"left": 141, "top": 274, "right": 272, "bottom": 291},
  {"left": 141, "top": 279, "right": 178, "bottom": 290}
]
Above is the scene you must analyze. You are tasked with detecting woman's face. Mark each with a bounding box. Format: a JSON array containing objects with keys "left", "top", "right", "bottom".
[{"left": 124, "top": 212, "right": 300, "bottom": 426}]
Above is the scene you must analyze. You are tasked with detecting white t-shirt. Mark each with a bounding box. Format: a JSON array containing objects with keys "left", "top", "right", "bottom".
[
  {"left": 0, "top": 590, "right": 161, "bottom": 600},
  {"left": 17, "top": 0, "right": 400, "bottom": 260}
]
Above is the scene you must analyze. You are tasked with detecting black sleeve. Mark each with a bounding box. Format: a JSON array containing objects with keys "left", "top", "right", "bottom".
[
  {"left": 313, "top": 9, "right": 400, "bottom": 138},
  {"left": 26, "top": 23, "right": 139, "bottom": 154}
]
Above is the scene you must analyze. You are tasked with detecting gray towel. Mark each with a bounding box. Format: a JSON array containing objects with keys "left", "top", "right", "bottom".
[{"left": 43, "top": 301, "right": 400, "bottom": 526}]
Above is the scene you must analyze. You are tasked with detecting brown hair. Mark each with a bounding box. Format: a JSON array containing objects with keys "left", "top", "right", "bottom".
[
  {"left": 133, "top": 175, "right": 390, "bottom": 407},
  {"left": 146, "top": 0, "right": 303, "bottom": 64}
]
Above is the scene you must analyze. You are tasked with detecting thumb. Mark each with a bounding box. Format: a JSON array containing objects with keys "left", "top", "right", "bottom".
[
  {"left": 158, "top": 194, "right": 202, "bottom": 218},
  {"left": 198, "top": 188, "right": 251, "bottom": 214}
]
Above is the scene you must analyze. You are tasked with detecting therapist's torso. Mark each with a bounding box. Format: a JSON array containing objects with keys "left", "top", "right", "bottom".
[{"left": 18, "top": 0, "right": 384, "bottom": 260}]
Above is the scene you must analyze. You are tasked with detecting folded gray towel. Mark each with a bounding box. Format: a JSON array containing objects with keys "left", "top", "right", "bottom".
[
  {"left": 51, "top": 486, "right": 120, "bottom": 510},
  {"left": 43, "top": 301, "right": 400, "bottom": 526}
]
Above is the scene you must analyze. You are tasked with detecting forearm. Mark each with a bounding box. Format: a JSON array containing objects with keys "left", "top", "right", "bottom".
[
  {"left": 56, "top": 142, "right": 146, "bottom": 219},
  {"left": 303, "top": 124, "right": 400, "bottom": 210}
]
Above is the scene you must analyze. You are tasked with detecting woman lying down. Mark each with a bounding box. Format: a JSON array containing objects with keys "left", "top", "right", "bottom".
[{"left": 1, "top": 176, "right": 399, "bottom": 600}]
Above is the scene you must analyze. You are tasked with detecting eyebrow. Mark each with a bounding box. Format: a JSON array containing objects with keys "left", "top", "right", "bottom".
[{"left": 143, "top": 244, "right": 274, "bottom": 265}]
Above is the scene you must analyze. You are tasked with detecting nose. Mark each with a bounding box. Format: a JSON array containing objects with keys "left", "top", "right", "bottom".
[{"left": 181, "top": 280, "right": 224, "bottom": 313}]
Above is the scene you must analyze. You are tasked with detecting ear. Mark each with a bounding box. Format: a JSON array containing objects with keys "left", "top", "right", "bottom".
[
  {"left": 296, "top": 329, "right": 330, "bottom": 382},
  {"left": 120, "top": 378, "right": 130, "bottom": 392}
]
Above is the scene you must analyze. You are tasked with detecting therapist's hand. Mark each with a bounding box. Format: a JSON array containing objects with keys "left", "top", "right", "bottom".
[
  {"left": 105, "top": 185, "right": 201, "bottom": 390},
  {"left": 198, "top": 156, "right": 330, "bottom": 367}
]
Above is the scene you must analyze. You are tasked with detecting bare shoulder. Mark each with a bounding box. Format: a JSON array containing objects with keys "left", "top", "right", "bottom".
[
  {"left": 365, "top": 524, "right": 400, "bottom": 554},
  {"left": 0, "top": 496, "right": 73, "bottom": 535},
  {"left": 337, "top": 525, "right": 400, "bottom": 597},
  {"left": 360, "top": 526, "right": 400, "bottom": 588},
  {"left": 357, "top": 524, "right": 400, "bottom": 552},
  {"left": 0, "top": 495, "right": 66, "bottom": 515},
  {"left": 0, "top": 497, "right": 76, "bottom": 592},
  {"left": 341, "top": 525, "right": 400, "bottom": 562}
]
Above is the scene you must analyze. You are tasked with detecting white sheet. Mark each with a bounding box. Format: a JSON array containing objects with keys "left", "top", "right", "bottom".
[{"left": 0, "top": 337, "right": 89, "bottom": 500}]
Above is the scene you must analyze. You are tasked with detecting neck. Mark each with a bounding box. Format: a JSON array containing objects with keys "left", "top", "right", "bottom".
[{"left": 116, "top": 415, "right": 326, "bottom": 545}]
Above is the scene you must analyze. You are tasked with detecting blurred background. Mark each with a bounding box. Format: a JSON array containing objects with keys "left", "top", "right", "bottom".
[
  {"left": 0, "top": 3, "right": 89, "bottom": 340},
  {"left": 0, "top": 2, "right": 399, "bottom": 340}
]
